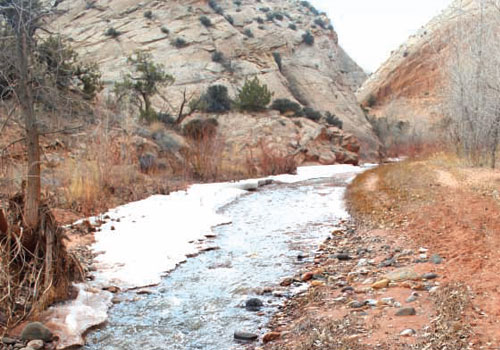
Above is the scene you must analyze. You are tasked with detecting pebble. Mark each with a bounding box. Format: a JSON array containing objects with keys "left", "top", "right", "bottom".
[
  {"left": 310, "top": 280, "right": 325, "bottom": 287},
  {"left": 301, "top": 272, "right": 314, "bottom": 281},
  {"left": 378, "top": 257, "right": 396, "bottom": 267},
  {"left": 422, "top": 273, "right": 438, "bottom": 280},
  {"left": 341, "top": 286, "right": 354, "bottom": 293},
  {"left": 336, "top": 253, "right": 351, "bottom": 261},
  {"left": 349, "top": 301, "right": 365, "bottom": 308},
  {"left": 406, "top": 292, "right": 419, "bottom": 303},
  {"left": 27, "top": 340, "right": 44, "bottom": 350},
  {"left": 429, "top": 286, "right": 439, "bottom": 294},
  {"left": 2, "top": 337, "right": 16, "bottom": 345},
  {"left": 280, "top": 277, "right": 294, "bottom": 286},
  {"left": 400, "top": 328, "right": 416, "bottom": 337},
  {"left": 136, "top": 289, "right": 153, "bottom": 295},
  {"left": 245, "top": 298, "right": 264, "bottom": 311},
  {"left": 419, "top": 253, "right": 428, "bottom": 260},
  {"left": 395, "top": 307, "right": 416, "bottom": 316},
  {"left": 262, "top": 332, "right": 281, "bottom": 343},
  {"left": 234, "top": 331, "right": 258, "bottom": 342},
  {"left": 297, "top": 252, "right": 307, "bottom": 261},
  {"left": 419, "top": 247, "right": 428, "bottom": 253},
  {"left": 431, "top": 254, "right": 443, "bottom": 264},
  {"left": 371, "top": 279, "right": 390, "bottom": 289},
  {"left": 365, "top": 299, "right": 378, "bottom": 306},
  {"left": 381, "top": 297, "right": 395, "bottom": 305},
  {"left": 385, "top": 268, "right": 419, "bottom": 282},
  {"left": 357, "top": 258, "right": 368, "bottom": 266}
]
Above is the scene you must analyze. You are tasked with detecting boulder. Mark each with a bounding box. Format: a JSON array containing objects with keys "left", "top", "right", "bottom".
[{"left": 20, "top": 322, "right": 53, "bottom": 342}]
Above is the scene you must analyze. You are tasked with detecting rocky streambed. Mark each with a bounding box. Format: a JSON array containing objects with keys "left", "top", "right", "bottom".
[{"left": 78, "top": 168, "right": 364, "bottom": 350}]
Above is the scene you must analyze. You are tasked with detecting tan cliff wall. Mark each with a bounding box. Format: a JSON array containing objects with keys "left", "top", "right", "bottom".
[{"left": 49, "top": 0, "right": 379, "bottom": 160}]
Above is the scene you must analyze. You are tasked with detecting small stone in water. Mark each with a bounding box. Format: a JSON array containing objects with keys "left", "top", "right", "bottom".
[
  {"left": 234, "top": 331, "right": 258, "bottom": 342},
  {"left": 245, "top": 298, "right": 263, "bottom": 311}
]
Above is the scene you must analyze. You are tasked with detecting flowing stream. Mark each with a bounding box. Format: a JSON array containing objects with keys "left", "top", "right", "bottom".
[{"left": 82, "top": 169, "right": 361, "bottom": 350}]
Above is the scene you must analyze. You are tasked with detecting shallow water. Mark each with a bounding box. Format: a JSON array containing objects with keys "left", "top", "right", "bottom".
[{"left": 84, "top": 173, "right": 357, "bottom": 350}]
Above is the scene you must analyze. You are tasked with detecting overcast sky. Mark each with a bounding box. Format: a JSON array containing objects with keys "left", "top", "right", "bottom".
[{"left": 309, "top": 0, "right": 453, "bottom": 72}]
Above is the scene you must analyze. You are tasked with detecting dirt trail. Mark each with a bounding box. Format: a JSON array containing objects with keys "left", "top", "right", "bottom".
[{"left": 261, "top": 159, "right": 500, "bottom": 350}]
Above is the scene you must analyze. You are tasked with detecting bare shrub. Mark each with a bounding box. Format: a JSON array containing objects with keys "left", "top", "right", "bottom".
[
  {"left": 444, "top": 2, "right": 500, "bottom": 168},
  {"left": 0, "top": 201, "right": 83, "bottom": 329},
  {"left": 181, "top": 119, "right": 223, "bottom": 181},
  {"left": 62, "top": 124, "right": 138, "bottom": 215},
  {"left": 247, "top": 141, "right": 297, "bottom": 176}
]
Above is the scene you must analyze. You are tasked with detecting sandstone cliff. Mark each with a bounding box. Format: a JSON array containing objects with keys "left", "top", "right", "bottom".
[
  {"left": 49, "top": 0, "right": 379, "bottom": 161},
  {"left": 356, "top": 0, "right": 481, "bottom": 124}
]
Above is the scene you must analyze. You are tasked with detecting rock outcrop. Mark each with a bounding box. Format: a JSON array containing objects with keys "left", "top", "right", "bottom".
[
  {"left": 356, "top": 0, "right": 482, "bottom": 124},
  {"left": 49, "top": 0, "right": 379, "bottom": 160}
]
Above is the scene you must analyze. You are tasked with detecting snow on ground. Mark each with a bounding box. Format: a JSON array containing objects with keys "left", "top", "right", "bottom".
[
  {"left": 90, "top": 164, "right": 366, "bottom": 290},
  {"left": 46, "top": 164, "right": 367, "bottom": 349}
]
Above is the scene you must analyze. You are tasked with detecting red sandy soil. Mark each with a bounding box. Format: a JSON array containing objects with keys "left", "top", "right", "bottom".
[{"left": 260, "top": 157, "right": 500, "bottom": 350}]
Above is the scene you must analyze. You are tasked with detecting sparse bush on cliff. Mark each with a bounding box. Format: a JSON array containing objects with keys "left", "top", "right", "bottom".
[
  {"left": 256, "top": 17, "right": 264, "bottom": 24},
  {"left": 225, "top": 15, "right": 234, "bottom": 25},
  {"left": 259, "top": 7, "right": 270, "bottom": 12},
  {"left": 211, "top": 51, "right": 224, "bottom": 63},
  {"left": 271, "top": 98, "right": 302, "bottom": 115},
  {"left": 302, "top": 31, "right": 314, "bottom": 45},
  {"left": 114, "top": 51, "right": 174, "bottom": 122},
  {"left": 200, "top": 15, "right": 212, "bottom": 27},
  {"left": 300, "top": 1, "right": 319, "bottom": 15},
  {"left": 160, "top": 26, "right": 169, "bottom": 34},
  {"left": 289, "top": 23, "right": 297, "bottom": 30},
  {"left": 208, "top": 0, "right": 224, "bottom": 14},
  {"left": 367, "top": 94, "right": 377, "bottom": 107},
  {"left": 144, "top": 10, "right": 153, "bottom": 19},
  {"left": 314, "top": 18, "right": 327, "bottom": 29},
  {"left": 236, "top": 77, "right": 273, "bottom": 111},
  {"left": 233, "top": 0, "right": 241, "bottom": 6},
  {"left": 191, "top": 85, "right": 232, "bottom": 113},
  {"left": 325, "top": 112, "right": 343, "bottom": 129},
  {"left": 174, "top": 37, "right": 187, "bottom": 48},
  {"left": 273, "top": 52, "right": 282, "bottom": 71},
  {"left": 105, "top": 27, "right": 121, "bottom": 38},
  {"left": 244, "top": 28, "right": 254, "bottom": 38},
  {"left": 302, "top": 107, "right": 322, "bottom": 121}
]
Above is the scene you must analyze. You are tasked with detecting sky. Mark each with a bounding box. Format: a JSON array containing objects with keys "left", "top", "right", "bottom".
[{"left": 309, "top": 0, "right": 454, "bottom": 72}]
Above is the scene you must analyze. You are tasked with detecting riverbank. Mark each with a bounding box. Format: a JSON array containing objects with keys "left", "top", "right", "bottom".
[
  {"left": 262, "top": 154, "right": 500, "bottom": 349},
  {"left": 2, "top": 164, "right": 366, "bottom": 350}
]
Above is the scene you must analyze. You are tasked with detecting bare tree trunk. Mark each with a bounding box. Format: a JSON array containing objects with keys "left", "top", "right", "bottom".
[
  {"left": 491, "top": 114, "right": 500, "bottom": 169},
  {"left": 17, "top": 28, "right": 40, "bottom": 229}
]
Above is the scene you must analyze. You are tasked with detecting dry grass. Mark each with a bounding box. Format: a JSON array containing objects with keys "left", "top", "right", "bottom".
[
  {"left": 421, "top": 283, "right": 472, "bottom": 350},
  {"left": 58, "top": 126, "right": 140, "bottom": 215},
  {"left": 246, "top": 141, "right": 297, "bottom": 177}
]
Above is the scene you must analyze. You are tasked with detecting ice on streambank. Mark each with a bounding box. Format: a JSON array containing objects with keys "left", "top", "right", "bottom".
[
  {"left": 45, "top": 164, "right": 368, "bottom": 349},
  {"left": 42, "top": 284, "right": 112, "bottom": 349}
]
